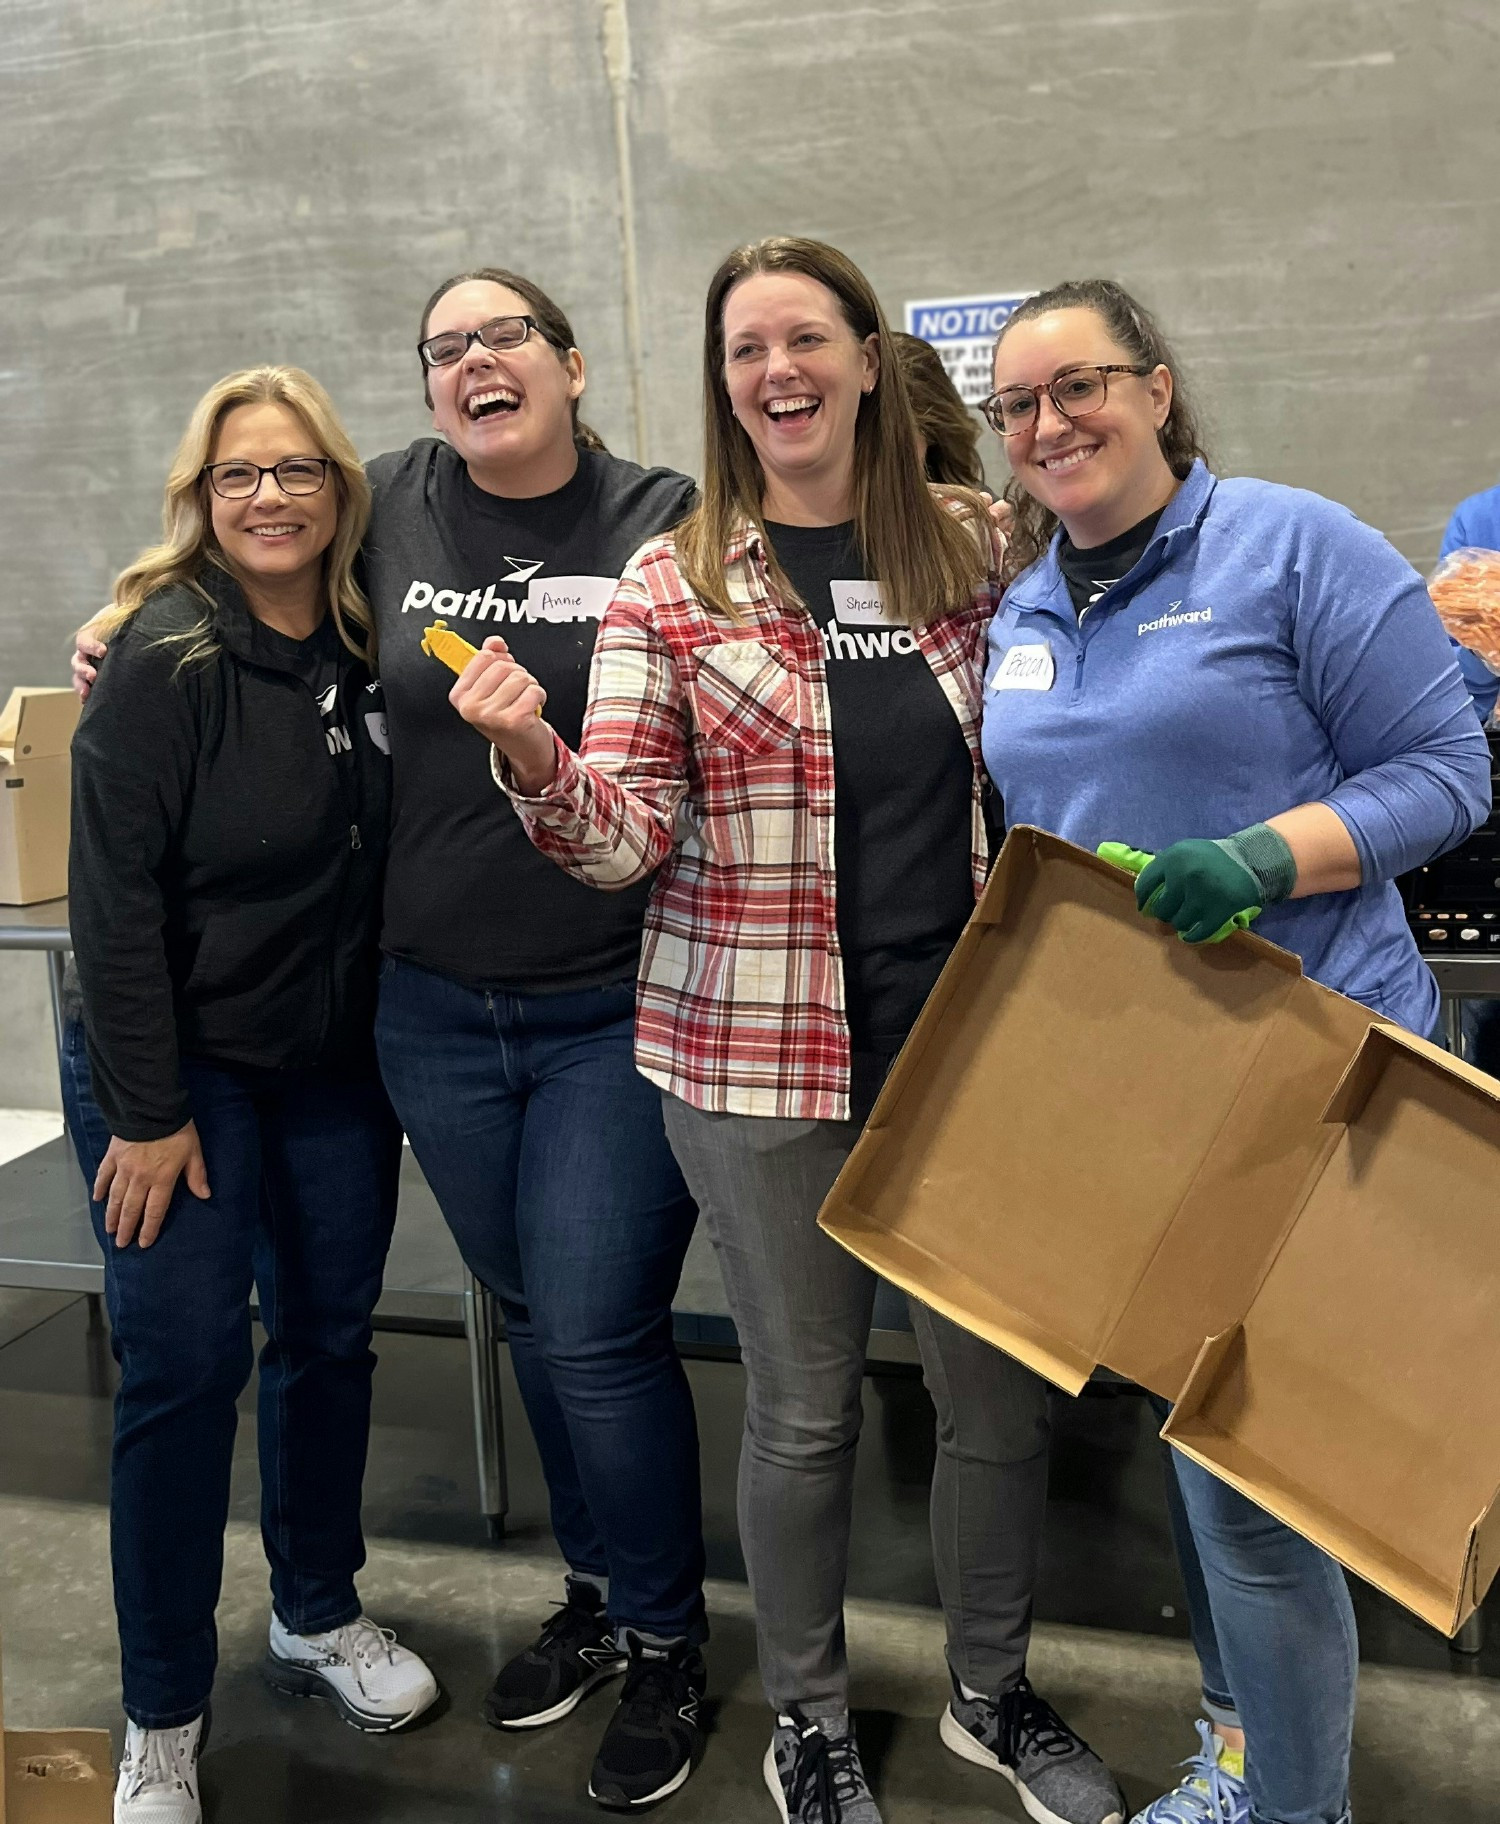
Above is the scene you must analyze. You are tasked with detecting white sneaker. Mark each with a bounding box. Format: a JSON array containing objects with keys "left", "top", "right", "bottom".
[
  {"left": 115, "top": 1713, "right": 204, "bottom": 1823},
  {"left": 263, "top": 1612, "right": 439, "bottom": 1733}
]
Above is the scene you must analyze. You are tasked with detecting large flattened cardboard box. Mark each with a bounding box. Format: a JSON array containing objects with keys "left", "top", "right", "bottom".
[
  {"left": 0, "top": 1627, "right": 111, "bottom": 1823},
  {"left": 0, "top": 689, "right": 80, "bottom": 906},
  {"left": 818, "top": 826, "right": 1500, "bottom": 1635}
]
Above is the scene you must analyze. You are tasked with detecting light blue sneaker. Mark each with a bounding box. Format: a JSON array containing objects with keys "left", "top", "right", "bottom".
[{"left": 1129, "top": 1720, "right": 1250, "bottom": 1823}]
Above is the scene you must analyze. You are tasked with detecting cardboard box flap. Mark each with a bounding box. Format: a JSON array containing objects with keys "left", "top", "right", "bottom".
[
  {"left": 1164, "top": 1338, "right": 1481, "bottom": 1634},
  {"left": 1165, "top": 1030, "right": 1500, "bottom": 1635},
  {"left": 820, "top": 828, "right": 1320, "bottom": 1399},
  {"left": 0, "top": 690, "right": 80, "bottom": 765}
]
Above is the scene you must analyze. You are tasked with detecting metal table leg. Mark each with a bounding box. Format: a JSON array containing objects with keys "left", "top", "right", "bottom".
[
  {"left": 1442, "top": 996, "right": 1465, "bottom": 1059},
  {"left": 463, "top": 1269, "right": 509, "bottom": 1539},
  {"left": 1453, "top": 1611, "right": 1487, "bottom": 1655}
]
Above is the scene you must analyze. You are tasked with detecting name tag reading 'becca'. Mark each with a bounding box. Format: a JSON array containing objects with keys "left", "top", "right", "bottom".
[{"left": 989, "top": 643, "right": 1055, "bottom": 691}]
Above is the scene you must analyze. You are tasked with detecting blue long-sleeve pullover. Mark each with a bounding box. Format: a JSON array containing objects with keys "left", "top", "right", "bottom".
[{"left": 981, "top": 460, "right": 1493, "bottom": 1034}]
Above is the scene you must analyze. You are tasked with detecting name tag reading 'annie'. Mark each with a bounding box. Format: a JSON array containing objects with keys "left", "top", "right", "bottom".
[{"left": 989, "top": 643, "right": 1055, "bottom": 691}]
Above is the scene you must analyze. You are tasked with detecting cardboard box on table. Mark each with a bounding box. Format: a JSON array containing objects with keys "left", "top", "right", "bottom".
[
  {"left": 817, "top": 826, "right": 1500, "bottom": 1636},
  {"left": 0, "top": 689, "right": 80, "bottom": 906},
  {"left": 0, "top": 1628, "right": 111, "bottom": 1822}
]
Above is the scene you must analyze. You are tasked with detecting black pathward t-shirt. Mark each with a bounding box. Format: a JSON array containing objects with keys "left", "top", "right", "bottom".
[
  {"left": 259, "top": 616, "right": 353, "bottom": 767},
  {"left": 364, "top": 440, "right": 696, "bottom": 990},
  {"left": 1057, "top": 508, "right": 1164, "bottom": 617},
  {"left": 765, "top": 520, "right": 974, "bottom": 1052}
]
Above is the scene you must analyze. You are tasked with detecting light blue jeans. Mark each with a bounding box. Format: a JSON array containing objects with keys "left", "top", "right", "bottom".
[{"left": 1153, "top": 1396, "right": 1356, "bottom": 1824}]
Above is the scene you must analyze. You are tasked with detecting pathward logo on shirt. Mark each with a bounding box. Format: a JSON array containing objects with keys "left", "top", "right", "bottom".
[
  {"left": 821, "top": 581, "right": 919, "bottom": 660},
  {"left": 400, "top": 574, "right": 617, "bottom": 625},
  {"left": 1138, "top": 601, "right": 1213, "bottom": 637}
]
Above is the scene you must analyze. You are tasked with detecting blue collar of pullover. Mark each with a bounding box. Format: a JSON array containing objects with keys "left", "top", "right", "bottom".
[{"left": 1006, "top": 458, "right": 1217, "bottom": 614}]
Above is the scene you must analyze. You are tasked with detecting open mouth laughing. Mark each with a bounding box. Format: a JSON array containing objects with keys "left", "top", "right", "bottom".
[
  {"left": 764, "top": 395, "right": 821, "bottom": 426},
  {"left": 465, "top": 386, "right": 522, "bottom": 421}
]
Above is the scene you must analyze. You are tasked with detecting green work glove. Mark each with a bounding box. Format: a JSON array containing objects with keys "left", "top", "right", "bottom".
[{"left": 1098, "top": 826, "right": 1297, "bottom": 946}]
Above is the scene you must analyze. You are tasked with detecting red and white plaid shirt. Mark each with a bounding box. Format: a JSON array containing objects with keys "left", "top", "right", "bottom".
[{"left": 499, "top": 517, "right": 1000, "bottom": 1120}]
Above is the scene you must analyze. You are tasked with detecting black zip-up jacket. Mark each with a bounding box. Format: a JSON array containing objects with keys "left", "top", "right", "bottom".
[{"left": 70, "top": 568, "right": 391, "bottom": 1140}]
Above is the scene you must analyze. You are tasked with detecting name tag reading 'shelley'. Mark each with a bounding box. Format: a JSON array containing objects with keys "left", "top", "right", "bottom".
[{"left": 989, "top": 642, "right": 1055, "bottom": 691}]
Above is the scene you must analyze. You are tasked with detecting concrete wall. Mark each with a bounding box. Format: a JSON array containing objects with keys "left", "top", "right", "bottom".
[{"left": 2, "top": 0, "right": 1497, "bottom": 1101}]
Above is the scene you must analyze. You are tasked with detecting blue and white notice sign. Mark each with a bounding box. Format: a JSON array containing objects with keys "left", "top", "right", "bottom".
[{"left": 904, "top": 291, "right": 1033, "bottom": 406}]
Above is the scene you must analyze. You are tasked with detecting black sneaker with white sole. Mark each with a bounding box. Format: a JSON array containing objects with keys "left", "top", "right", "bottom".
[
  {"left": 484, "top": 1577, "right": 627, "bottom": 1730},
  {"left": 587, "top": 1631, "right": 706, "bottom": 1811},
  {"left": 940, "top": 1670, "right": 1125, "bottom": 1824}
]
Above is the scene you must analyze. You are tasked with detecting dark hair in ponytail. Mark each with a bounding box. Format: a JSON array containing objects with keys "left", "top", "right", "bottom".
[
  {"left": 418, "top": 267, "right": 608, "bottom": 453},
  {"left": 994, "top": 279, "right": 1208, "bottom": 581}
]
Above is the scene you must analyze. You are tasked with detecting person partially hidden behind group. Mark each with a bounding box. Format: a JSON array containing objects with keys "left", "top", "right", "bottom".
[
  {"left": 448, "top": 235, "right": 1127, "bottom": 1824},
  {"left": 63, "top": 366, "right": 439, "bottom": 1824}
]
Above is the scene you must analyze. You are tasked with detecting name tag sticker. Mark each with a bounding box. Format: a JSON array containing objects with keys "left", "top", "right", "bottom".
[
  {"left": 528, "top": 575, "right": 618, "bottom": 623},
  {"left": 989, "top": 642, "right": 1055, "bottom": 691},
  {"left": 830, "top": 581, "right": 888, "bottom": 626}
]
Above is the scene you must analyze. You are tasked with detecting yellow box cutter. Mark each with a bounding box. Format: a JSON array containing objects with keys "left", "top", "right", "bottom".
[
  {"left": 420, "top": 619, "right": 480, "bottom": 674},
  {"left": 422, "top": 620, "right": 542, "bottom": 714}
]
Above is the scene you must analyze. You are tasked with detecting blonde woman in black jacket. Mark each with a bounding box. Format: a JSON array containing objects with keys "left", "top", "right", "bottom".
[{"left": 63, "top": 366, "right": 437, "bottom": 1824}]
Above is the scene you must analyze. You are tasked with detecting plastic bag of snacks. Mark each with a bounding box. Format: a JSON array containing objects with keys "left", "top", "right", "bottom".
[{"left": 1428, "top": 547, "right": 1500, "bottom": 672}]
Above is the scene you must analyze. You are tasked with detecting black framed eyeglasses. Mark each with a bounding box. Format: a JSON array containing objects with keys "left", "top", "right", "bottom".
[
  {"left": 417, "top": 314, "right": 560, "bottom": 371},
  {"left": 202, "top": 457, "right": 331, "bottom": 499},
  {"left": 979, "top": 364, "right": 1151, "bottom": 437}
]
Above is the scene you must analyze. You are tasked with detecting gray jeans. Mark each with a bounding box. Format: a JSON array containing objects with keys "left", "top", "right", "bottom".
[{"left": 662, "top": 1094, "right": 1052, "bottom": 1717}]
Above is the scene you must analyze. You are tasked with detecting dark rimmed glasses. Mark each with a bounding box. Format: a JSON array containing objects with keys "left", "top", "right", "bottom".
[
  {"left": 202, "top": 457, "right": 331, "bottom": 499},
  {"left": 417, "top": 314, "right": 561, "bottom": 371},
  {"left": 980, "top": 364, "right": 1151, "bottom": 438}
]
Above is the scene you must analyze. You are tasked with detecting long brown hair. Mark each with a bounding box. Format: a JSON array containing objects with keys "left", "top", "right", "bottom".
[
  {"left": 419, "top": 267, "right": 607, "bottom": 452},
  {"left": 994, "top": 279, "right": 1209, "bottom": 582},
  {"left": 94, "top": 365, "right": 374, "bottom": 665},
  {"left": 892, "top": 331, "right": 984, "bottom": 488},
  {"left": 675, "top": 237, "right": 989, "bottom": 627}
]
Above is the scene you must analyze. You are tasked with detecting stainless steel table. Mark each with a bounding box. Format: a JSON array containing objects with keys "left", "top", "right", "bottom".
[{"left": 0, "top": 898, "right": 510, "bottom": 1535}]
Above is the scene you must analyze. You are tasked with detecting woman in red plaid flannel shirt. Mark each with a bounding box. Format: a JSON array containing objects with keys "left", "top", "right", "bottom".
[{"left": 450, "top": 239, "right": 1126, "bottom": 1824}]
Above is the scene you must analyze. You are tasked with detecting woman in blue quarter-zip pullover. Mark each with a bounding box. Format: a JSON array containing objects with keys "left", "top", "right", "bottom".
[{"left": 979, "top": 280, "right": 1491, "bottom": 1824}]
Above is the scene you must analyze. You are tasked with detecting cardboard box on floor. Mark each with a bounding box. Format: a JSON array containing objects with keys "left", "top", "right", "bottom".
[
  {"left": 0, "top": 1627, "right": 111, "bottom": 1823},
  {"left": 818, "top": 826, "right": 1500, "bottom": 1636},
  {"left": 0, "top": 689, "right": 80, "bottom": 906}
]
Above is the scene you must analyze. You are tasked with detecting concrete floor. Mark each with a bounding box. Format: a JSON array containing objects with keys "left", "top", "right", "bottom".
[{"left": 1, "top": 1290, "right": 1497, "bottom": 1822}]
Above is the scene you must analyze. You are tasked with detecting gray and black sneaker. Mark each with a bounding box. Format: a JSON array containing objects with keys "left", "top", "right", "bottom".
[
  {"left": 588, "top": 1631, "right": 706, "bottom": 1810},
  {"left": 940, "top": 1671, "right": 1125, "bottom": 1824},
  {"left": 764, "top": 1707, "right": 883, "bottom": 1824},
  {"left": 483, "top": 1577, "right": 626, "bottom": 1730}
]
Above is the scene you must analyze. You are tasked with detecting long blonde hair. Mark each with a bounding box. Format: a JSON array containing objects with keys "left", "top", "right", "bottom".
[
  {"left": 95, "top": 366, "right": 374, "bottom": 664},
  {"left": 675, "top": 238, "right": 989, "bottom": 627}
]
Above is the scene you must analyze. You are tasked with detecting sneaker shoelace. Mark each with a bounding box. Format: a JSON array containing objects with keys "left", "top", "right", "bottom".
[
  {"left": 123, "top": 1723, "right": 197, "bottom": 1798},
  {"left": 537, "top": 1594, "right": 609, "bottom": 1655},
  {"left": 323, "top": 1617, "right": 397, "bottom": 1695},
  {"left": 615, "top": 1653, "right": 688, "bottom": 1727},
  {"left": 1146, "top": 1720, "right": 1245, "bottom": 1823},
  {"left": 783, "top": 1709, "right": 865, "bottom": 1824},
  {"left": 996, "top": 1676, "right": 1083, "bottom": 1764}
]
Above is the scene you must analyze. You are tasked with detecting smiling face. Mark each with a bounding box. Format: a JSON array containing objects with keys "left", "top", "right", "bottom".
[
  {"left": 992, "top": 307, "right": 1177, "bottom": 547},
  {"left": 721, "top": 270, "right": 878, "bottom": 522},
  {"left": 424, "top": 280, "right": 584, "bottom": 494},
  {"left": 207, "top": 401, "right": 338, "bottom": 598}
]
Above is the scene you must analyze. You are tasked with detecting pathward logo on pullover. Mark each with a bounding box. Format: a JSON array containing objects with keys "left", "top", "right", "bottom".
[{"left": 1138, "top": 601, "right": 1213, "bottom": 636}]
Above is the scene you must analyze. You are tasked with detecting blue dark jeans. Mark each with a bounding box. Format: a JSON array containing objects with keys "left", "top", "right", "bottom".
[
  {"left": 1151, "top": 1395, "right": 1356, "bottom": 1824},
  {"left": 374, "top": 959, "right": 706, "bottom": 1642},
  {"left": 61, "top": 1018, "right": 402, "bottom": 1728}
]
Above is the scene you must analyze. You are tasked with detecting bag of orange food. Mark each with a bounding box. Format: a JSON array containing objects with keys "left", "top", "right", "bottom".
[{"left": 1428, "top": 547, "right": 1500, "bottom": 673}]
